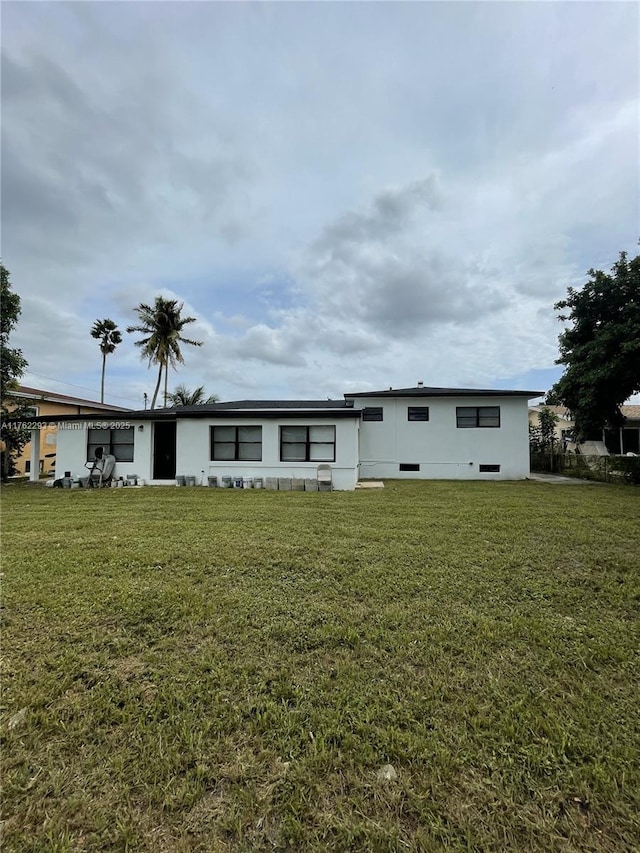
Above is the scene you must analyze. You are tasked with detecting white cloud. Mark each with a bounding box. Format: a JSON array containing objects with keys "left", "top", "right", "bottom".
[{"left": 2, "top": 1, "right": 637, "bottom": 405}]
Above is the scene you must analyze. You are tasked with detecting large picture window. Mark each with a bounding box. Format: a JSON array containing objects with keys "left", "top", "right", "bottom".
[
  {"left": 280, "top": 425, "right": 336, "bottom": 462},
  {"left": 456, "top": 406, "right": 500, "bottom": 428},
  {"left": 87, "top": 427, "right": 135, "bottom": 462},
  {"left": 210, "top": 426, "right": 262, "bottom": 461}
]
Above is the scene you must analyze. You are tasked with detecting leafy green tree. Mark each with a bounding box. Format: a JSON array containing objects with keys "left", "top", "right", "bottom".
[
  {"left": 127, "top": 297, "right": 203, "bottom": 409},
  {"left": 166, "top": 384, "right": 219, "bottom": 407},
  {"left": 547, "top": 250, "right": 640, "bottom": 441},
  {"left": 0, "top": 415, "right": 31, "bottom": 480},
  {"left": 529, "top": 407, "right": 560, "bottom": 453},
  {"left": 1, "top": 263, "right": 30, "bottom": 479},
  {"left": 1, "top": 264, "right": 27, "bottom": 402},
  {"left": 91, "top": 318, "right": 122, "bottom": 403}
]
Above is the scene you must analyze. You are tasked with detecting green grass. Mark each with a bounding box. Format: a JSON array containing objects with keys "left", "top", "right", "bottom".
[{"left": 2, "top": 481, "right": 639, "bottom": 852}]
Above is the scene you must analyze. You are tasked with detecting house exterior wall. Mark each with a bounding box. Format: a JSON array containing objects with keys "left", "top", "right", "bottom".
[
  {"left": 353, "top": 395, "right": 531, "bottom": 480},
  {"left": 176, "top": 417, "right": 360, "bottom": 490},
  {"left": 55, "top": 421, "right": 152, "bottom": 482},
  {"left": 55, "top": 426, "right": 96, "bottom": 480},
  {"left": 51, "top": 396, "right": 533, "bottom": 485},
  {"left": 54, "top": 416, "right": 360, "bottom": 489}
]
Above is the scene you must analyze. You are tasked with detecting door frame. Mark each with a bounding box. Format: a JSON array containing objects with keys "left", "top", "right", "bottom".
[{"left": 152, "top": 421, "right": 177, "bottom": 480}]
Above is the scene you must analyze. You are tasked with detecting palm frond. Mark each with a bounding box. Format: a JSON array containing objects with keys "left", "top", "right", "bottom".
[{"left": 127, "top": 297, "right": 204, "bottom": 406}]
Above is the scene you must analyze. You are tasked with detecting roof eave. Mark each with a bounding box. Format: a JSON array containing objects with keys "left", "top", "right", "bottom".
[
  {"left": 5, "top": 408, "right": 362, "bottom": 425},
  {"left": 344, "top": 388, "right": 544, "bottom": 399}
]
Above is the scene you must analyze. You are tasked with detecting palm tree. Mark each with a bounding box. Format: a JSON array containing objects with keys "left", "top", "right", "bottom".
[
  {"left": 167, "top": 384, "right": 219, "bottom": 407},
  {"left": 91, "top": 318, "right": 122, "bottom": 403},
  {"left": 126, "top": 297, "right": 203, "bottom": 409}
]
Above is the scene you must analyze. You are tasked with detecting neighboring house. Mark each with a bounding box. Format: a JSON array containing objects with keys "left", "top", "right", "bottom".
[
  {"left": 17, "top": 385, "right": 541, "bottom": 489},
  {"left": 528, "top": 405, "right": 574, "bottom": 447},
  {"left": 606, "top": 406, "right": 640, "bottom": 455},
  {"left": 528, "top": 404, "right": 640, "bottom": 455},
  {"left": 4, "top": 386, "right": 131, "bottom": 477}
]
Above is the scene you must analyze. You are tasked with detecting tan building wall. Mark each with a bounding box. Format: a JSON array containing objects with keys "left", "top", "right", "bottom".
[
  {"left": 528, "top": 405, "right": 573, "bottom": 444},
  {"left": 528, "top": 404, "right": 640, "bottom": 454}
]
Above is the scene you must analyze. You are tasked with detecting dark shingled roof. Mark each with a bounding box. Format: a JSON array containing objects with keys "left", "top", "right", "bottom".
[
  {"left": 174, "top": 400, "right": 353, "bottom": 414},
  {"left": 8, "top": 399, "right": 360, "bottom": 424},
  {"left": 344, "top": 386, "right": 543, "bottom": 399}
]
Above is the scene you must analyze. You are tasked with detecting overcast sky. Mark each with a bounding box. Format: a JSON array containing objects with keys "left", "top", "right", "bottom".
[{"left": 2, "top": 1, "right": 638, "bottom": 408}]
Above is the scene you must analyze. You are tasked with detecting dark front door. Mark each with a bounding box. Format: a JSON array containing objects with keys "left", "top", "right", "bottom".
[{"left": 153, "top": 422, "right": 176, "bottom": 479}]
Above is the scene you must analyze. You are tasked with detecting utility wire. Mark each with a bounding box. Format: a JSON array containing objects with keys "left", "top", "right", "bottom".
[{"left": 23, "top": 371, "right": 145, "bottom": 405}]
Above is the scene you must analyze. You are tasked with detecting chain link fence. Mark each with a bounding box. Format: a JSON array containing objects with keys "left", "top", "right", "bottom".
[{"left": 530, "top": 452, "right": 640, "bottom": 484}]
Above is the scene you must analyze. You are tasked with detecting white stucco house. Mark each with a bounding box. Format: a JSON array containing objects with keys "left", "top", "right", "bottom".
[
  {"left": 347, "top": 385, "right": 541, "bottom": 481},
  {"left": 20, "top": 385, "right": 542, "bottom": 489}
]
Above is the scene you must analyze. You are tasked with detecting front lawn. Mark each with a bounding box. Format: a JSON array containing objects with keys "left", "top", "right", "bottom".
[{"left": 2, "top": 481, "right": 639, "bottom": 851}]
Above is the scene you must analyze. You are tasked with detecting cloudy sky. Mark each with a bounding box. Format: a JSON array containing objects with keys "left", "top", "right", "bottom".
[{"left": 2, "top": 1, "right": 638, "bottom": 408}]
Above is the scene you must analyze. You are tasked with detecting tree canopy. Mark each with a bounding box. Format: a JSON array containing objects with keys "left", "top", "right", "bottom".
[
  {"left": 167, "top": 384, "right": 219, "bottom": 407},
  {"left": 91, "top": 318, "right": 122, "bottom": 403},
  {"left": 529, "top": 407, "right": 560, "bottom": 453},
  {"left": 1, "top": 264, "right": 30, "bottom": 479},
  {"left": 1, "top": 263, "right": 28, "bottom": 403},
  {"left": 547, "top": 250, "right": 640, "bottom": 441},
  {"left": 127, "top": 297, "right": 202, "bottom": 409}
]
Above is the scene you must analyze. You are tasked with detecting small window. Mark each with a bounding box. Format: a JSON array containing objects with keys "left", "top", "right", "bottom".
[
  {"left": 211, "top": 426, "right": 262, "bottom": 461},
  {"left": 479, "top": 464, "right": 500, "bottom": 473},
  {"left": 456, "top": 406, "right": 500, "bottom": 428},
  {"left": 25, "top": 460, "right": 31, "bottom": 473},
  {"left": 399, "top": 463, "right": 420, "bottom": 472},
  {"left": 87, "top": 427, "right": 134, "bottom": 462},
  {"left": 280, "top": 425, "right": 335, "bottom": 462},
  {"left": 362, "top": 407, "right": 383, "bottom": 422},
  {"left": 408, "top": 407, "right": 429, "bottom": 421}
]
